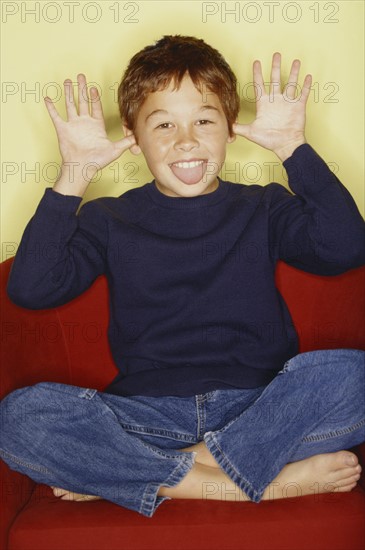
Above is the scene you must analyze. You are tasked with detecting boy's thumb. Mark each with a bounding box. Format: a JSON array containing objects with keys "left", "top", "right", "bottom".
[{"left": 232, "top": 122, "right": 251, "bottom": 139}]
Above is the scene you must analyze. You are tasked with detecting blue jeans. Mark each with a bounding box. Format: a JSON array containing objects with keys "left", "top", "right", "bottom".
[{"left": 0, "top": 350, "right": 364, "bottom": 517}]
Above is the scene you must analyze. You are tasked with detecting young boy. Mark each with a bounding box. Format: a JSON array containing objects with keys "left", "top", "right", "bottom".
[{"left": 1, "top": 35, "right": 364, "bottom": 517}]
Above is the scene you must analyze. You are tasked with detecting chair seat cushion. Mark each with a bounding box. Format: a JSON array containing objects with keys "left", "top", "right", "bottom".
[{"left": 8, "top": 484, "right": 365, "bottom": 550}]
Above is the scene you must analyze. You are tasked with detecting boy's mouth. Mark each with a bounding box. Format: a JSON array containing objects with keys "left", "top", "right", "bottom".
[{"left": 169, "top": 159, "right": 207, "bottom": 185}]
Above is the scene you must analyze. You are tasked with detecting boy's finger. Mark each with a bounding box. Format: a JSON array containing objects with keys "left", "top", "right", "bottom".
[
  {"left": 90, "top": 87, "right": 104, "bottom": 120},
  {"left": 284, "top": 59, "right": 301, "bottom": 100},
  {"left": 114, "top": 134, "right": 137, "bottom": 155},
  {"left": 64, "top": 79, "right": 78, "bottom": 119},
  {"left": 44, "top": 97, "right": 62, "bottom": 126},
  {"left": 252, "top": 60, "right": 265, "bottom": 100},
  {"left": 77, "top": 73, "right": 89, "bottom": 116},
  {"left": 300, "top": 74, "right": 313, "bottom": 103},
  {"left": 270, "top": 52, "right": 281, "bottom": 96}
]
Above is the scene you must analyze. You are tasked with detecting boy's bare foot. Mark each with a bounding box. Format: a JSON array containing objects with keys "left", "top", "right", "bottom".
[
  {"left": 262, "top": 450, "right": 362, "bottom": 500},
  {"left": 170, "top": 443, "right": 362, "bottom": 501},
  {"left": 50, "top": 446, "right": 361, "bottom": 503},
  {"left": 51, "top": 487, "right": 102, "bottom": 502}
]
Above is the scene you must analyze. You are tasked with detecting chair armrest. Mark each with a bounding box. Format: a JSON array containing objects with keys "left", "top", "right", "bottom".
[
  {"left": 1, "top": 258, "right": 71, "bottom": 397},
  {"left": 1, "top": 258, "right": 72, "bottom": 549}
]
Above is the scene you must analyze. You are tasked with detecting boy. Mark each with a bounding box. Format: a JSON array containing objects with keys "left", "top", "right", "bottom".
[{"left": 1, "top": 35, "right": 364, "bottom": 517}]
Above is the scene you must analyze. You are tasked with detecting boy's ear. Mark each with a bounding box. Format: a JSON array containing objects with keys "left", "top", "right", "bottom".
[
  {"left": 227, "top": 123, "right": 237, "bottom": 143},
  {"left": 122, "top": 125, "right": 142, "bottom": 155}
]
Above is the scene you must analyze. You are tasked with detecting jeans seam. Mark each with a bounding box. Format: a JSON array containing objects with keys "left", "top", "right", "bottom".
[
  {"left": 0, "top": 448, "right": 53, "bottom": 475},
  {"left": 139, "top": 452, "right": 196, "bottom": 517},
  {"left": 204, "top": 433, "right": 261, "bottom": 502},
  {"left": 302, "top": 418, "right": 365, "bottom": 442},
  {"left": 120, "top": 424, "right": 196, "bottom": 443},
  {"left": 196, "top": 395, "right": 206, "bottom": 440}
]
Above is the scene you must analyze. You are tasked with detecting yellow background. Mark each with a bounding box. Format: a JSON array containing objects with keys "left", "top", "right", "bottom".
[{"left": 1, "top": 0, "right": 364, "bottom": 261}]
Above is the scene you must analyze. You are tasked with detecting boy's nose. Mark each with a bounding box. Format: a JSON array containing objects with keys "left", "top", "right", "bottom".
[{"left": 174, "top": 128, "right": 199, "bottom": 151}]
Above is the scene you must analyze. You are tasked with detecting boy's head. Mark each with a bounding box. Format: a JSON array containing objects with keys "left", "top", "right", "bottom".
[
  {"left": 118, "top": 36, "right": 240, "bottom": 198},
  {"left": 118, "top": 35, "right": 240, "bottom": 137}
]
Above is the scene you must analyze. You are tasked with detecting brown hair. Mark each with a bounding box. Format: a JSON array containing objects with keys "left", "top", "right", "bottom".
[{"left": 118, "top": 35, "right": 240, "bottom": 136}]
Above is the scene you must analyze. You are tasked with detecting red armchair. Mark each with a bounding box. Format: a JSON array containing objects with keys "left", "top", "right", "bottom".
[{"left": 1, "top": 257, "right": 364, "bottom": 550}]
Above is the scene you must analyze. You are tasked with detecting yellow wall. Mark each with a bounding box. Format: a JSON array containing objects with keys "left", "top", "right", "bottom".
[{"left": 1, "top": 0, "right": 364, "bottom": 261}]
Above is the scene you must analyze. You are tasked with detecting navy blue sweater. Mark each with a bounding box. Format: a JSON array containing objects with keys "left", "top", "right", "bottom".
[{"left": 7, "top": 145, "right": 364, "bottom": 396}]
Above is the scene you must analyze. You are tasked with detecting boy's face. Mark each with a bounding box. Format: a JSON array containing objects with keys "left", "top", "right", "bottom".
[{"left": 126, "top": 75, "right": 235, "bottom": 198}]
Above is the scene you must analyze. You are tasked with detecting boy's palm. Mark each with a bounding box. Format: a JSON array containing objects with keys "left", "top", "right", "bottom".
[
  {"left": 234, "top": 53, "right": 312, "bottom": 160},
  {"left": 44, "top": 74, "right": 135, "bottom": 171}
]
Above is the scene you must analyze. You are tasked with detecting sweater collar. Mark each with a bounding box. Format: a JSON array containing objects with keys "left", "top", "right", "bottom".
[{"left": 145, "top": 178, "right": 229, "bottom": 209}]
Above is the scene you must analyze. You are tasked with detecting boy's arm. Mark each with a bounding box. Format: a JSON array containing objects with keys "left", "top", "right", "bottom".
[
  {"left": 234, "top": 53, "right": 364, "bottom": 274},
  {"left": 268, "top": 144, "right": 364, "bottom": 274},
  {"left": 7, "top": 190, "right": 107, "bottom": 308},
  {"left": 7, "top": 74, "right": 136, "bottom": 308}
]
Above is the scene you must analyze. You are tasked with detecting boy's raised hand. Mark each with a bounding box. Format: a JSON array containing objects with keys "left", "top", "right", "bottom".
[
  {"left": 233, "top": 53, "right": 312, "bottom": 162},
  {"left": 44, "top": 74, "right": 136, "bottom": 196}
]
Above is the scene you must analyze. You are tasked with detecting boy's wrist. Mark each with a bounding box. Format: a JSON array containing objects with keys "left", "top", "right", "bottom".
[
  {"left": 273, "top": 138, "right": 307, "bottom": 163},
  {"left": 53, "top": 162, "right": 97, "bottom": 197}
]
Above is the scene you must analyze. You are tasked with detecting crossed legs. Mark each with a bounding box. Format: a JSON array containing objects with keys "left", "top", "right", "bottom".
[
  {"left": 2, "top": 350, "right": 363, "bottom": 511},
  {"left": 52, "top": 350, "right": 365, "bottom": 504},
  {"left": 52, "top": 441, "right": 361, "bottom": 502}
]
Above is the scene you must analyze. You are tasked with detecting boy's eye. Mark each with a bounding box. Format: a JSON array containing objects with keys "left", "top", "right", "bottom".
[
  {"left": 156, "top": 122, "right": 173, "bottom": 129},
  {"left": 154, "top": 120, "right": 214, "bottom": 130}
]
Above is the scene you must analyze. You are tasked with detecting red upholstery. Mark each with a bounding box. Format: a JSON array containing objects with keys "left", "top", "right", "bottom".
[{"left": 1, "top": 257, "right": 364, "bottom": 550}]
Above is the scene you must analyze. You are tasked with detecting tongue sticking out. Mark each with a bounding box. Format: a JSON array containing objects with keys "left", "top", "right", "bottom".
[{"left": 170, "top": 161, "right": 206, "bottom": 185}]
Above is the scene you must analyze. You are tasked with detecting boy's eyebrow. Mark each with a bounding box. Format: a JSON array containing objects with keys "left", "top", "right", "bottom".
[
  {"left": 145, "top": 109, "right": 168, "bottom": 122},
  {"left": 145, "top": 105, "right": 220, "bottom": 122},
  {"left": 199, "top": 105, "right": 220, "bottom": 114}
]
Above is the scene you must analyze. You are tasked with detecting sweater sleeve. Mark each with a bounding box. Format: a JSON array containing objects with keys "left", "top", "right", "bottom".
[
  {"left": 7, "top": 188, "right": 108, "bottom": 309},
  {"left": 269, "top": 144, "right": 365, "bottom": 275}
]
